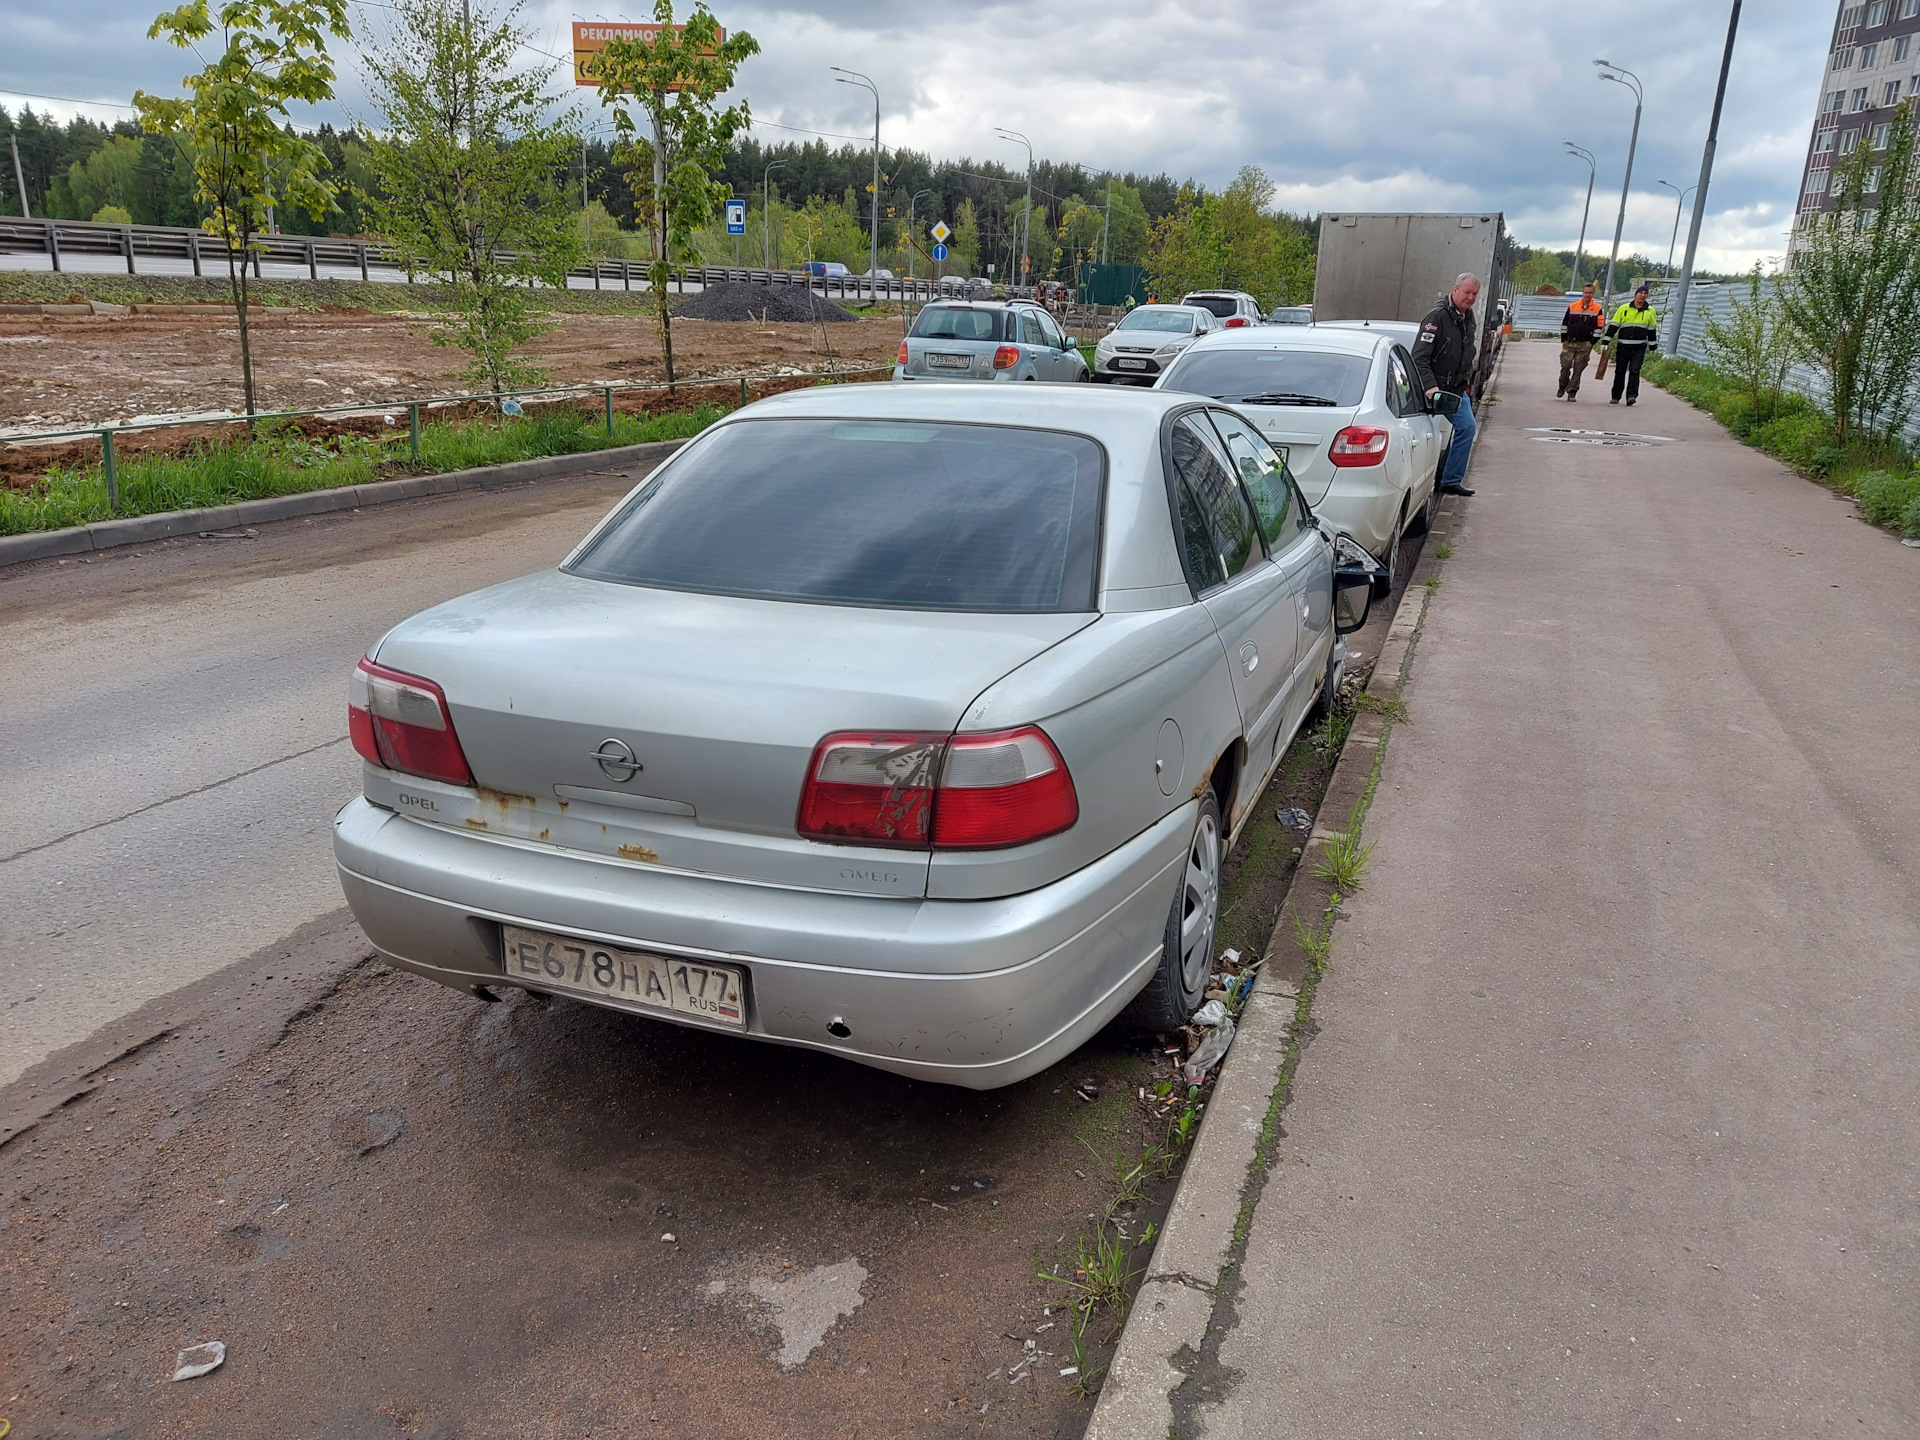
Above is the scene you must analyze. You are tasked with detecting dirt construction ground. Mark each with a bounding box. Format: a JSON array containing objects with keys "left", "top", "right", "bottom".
[{"left": 0, "top": 309, "right": 906, "bottom": 429}]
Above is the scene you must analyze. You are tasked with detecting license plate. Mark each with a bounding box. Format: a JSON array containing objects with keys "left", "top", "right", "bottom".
[
  {"left": 502, "top": 926, "right": 746, "bottom": 1028},
  {"left": 927, "top": 352, "right": 971, "bottom": 369},
  {"left": 1113, "top": 358, "right": 1149, "bottom": 370}
]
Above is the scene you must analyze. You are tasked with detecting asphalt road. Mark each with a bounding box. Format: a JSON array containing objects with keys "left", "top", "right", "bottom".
[
  {"left": 1194, "top": 342, "right": 1920, "bottom": 1435},
  {"left": 0, "top": 464, "right": 659, "bottom": 1088}
]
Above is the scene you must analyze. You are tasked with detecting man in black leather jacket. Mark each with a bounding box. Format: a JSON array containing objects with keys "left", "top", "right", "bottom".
[{"left": 1412, "top": 273, "right": 1481, "bottom": 497}]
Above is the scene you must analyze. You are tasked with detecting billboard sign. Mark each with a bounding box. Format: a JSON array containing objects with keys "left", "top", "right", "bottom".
[{"left": 571, "top": 22, "right": 725, "bottom": 88}]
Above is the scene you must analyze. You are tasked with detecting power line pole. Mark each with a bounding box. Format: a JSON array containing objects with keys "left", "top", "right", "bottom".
[
  {"left": 1102, "top": 174, "right": 1112, "bottom": 265},
  {"left": 9, "top": 133, "right": 30, "bottom": 220},
  {"left": 996, "top": 129, "right": 1032, "bottom": 288},
  {"left": 1670, "top": 1, "right": 1744, "bottom": 354},
  {"left": 763, "top": 158, "right": 785, "bottom": 269}
]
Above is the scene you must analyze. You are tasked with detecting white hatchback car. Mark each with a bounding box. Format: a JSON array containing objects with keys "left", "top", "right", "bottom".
[
  {"left": 1156, "top": 326, "right": 1448, "bottom": 572},
  {"left": 1093, "top": 304, "right": 1220, "bottom": 384},
  {"left": 1180, "top": 290, "right": 1264, "bottom": 329}
]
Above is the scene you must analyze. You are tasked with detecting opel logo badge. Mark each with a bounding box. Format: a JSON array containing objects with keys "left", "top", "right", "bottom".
[{"left": 592, "top": 737, "right": 642, "bottom": 783}]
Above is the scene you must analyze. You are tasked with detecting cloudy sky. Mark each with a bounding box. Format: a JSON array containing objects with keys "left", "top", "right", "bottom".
[{"left": 5, "top": 0, "right": 1829, "bottom": 271}]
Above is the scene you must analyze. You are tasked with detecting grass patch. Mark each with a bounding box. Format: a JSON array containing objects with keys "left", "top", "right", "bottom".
[
  {"left": 1311, "top": 802, "right": 1377, "bottom": 893},
  {"left": 1643, "top": 355, "right": 1920, "bottom": 537},
  {"left": 1, "top": 404, "right": 722, "bottom": 536},
  {"left": 1434, "top": 539, "right": 1455, "bottom": 560},
  {"left": 1353, "top": 692, "right": 1409, "bottom": 723}
]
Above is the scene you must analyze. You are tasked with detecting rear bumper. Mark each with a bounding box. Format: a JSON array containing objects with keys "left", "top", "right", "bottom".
[
  {"left": 332, "top": 797, "right": 1191, "bottom": 1089},
  {"left": 892, "top": 366, "right": 1024, "bottom": 383}
]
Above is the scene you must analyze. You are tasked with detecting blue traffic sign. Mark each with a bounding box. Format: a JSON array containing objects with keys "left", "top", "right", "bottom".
[
  {"left": 932, "top": 243, "right": 948, "bottom": 261},
  {"left": 725, "top": 199, "right": 746, "bottom": 235}
]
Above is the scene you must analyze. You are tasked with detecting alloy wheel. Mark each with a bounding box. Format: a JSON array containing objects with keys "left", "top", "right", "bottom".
[{"left": 1180, "top": 809, "right": 1222, "bottom": 994}]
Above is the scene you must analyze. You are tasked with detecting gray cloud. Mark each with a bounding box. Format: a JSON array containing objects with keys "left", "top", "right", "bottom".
[{"left": 6, "top": 0, "right": 1829, "bottom": 269}]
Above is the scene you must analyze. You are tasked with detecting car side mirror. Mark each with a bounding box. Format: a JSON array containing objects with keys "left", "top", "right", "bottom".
[
  {"left": 1429, "top": 390, "right": 1462, "bottom": 417},
  {"left": 1333, "top": 569, "right": 1374, "bottom": 634}
]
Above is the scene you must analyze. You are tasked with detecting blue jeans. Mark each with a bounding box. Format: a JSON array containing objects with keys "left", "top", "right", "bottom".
[{"left": 1440, "top": 394, "right": 1476, "bottom": 488}]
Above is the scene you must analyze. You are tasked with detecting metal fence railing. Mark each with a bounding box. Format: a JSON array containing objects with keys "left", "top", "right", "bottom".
[
  {"left": 0, "top": 215, "right": 1029, "bottom": 302},
  {"left": 5, "top": 366, "right": 894, "bottom": 511}
]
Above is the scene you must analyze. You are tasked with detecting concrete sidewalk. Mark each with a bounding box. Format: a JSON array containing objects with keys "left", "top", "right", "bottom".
[{"left": 1191, "top": 342, "right": 1920, "bottom": 1436}]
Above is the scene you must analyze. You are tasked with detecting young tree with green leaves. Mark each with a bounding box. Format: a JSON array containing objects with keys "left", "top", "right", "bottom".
[
  {"left": 1702, "top": 264, "right": 1795, "bottom": 422},
  {"left": 1783, "top": 99, "right": 1920, "bottom": 443},
  {"left": 362, "top": 0, "right": 583, "bottom": 400},
  {"left": 135, "top": 0, "right": 350, "bottom": 417},
  {"left": 589, "top": 2, "right": 759, "bottom": 388}
]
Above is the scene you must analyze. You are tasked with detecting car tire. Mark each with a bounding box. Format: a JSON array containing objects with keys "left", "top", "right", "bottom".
[
  {"left": 1125, "top": 789, "right": 1222, "bottom": 1032},
  {"left": 1381, "top": 500, "right": 1405, "bottom": 582},
  {"left": 1407, "top": 467, "right": 1441, "bottom": 536}
]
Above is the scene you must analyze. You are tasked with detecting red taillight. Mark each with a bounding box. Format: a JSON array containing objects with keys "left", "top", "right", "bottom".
[
  {"left": 1224, "top": 315, "right": 1249, "bottom": 328},
  {"left": 348, "top": 657, "right": 473, "bottom": 788},
  {"left": 931, "top": 727, "right": 1078, "bottom": 849},
  {"left": 796, "top": 732, "right": 941, "bottom": 847},
  {"left": 897, "top": 339, "right": 909, "bottom": 365},
  {"left": 796, "top": 726, "right": 1078, "bottom": 851},
  {"left": 992, "top": 344, "right": 1020, "bottom": 370},
  {"left": 1329, "top": 425, "right": 1390, "bottom": 467}
]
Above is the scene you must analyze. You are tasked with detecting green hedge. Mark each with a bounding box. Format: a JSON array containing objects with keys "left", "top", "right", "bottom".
[{"left": 1642, "top": 356, "right": 1920, "bottom": 538}]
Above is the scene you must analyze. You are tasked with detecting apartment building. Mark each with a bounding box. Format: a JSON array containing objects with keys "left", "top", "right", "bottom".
[{"left": 1791, "top": 0, "right": 1920, "bottom": 253}]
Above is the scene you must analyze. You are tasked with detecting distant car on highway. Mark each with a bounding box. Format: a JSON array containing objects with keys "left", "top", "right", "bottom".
[
  {"left": 1179, "top": 290, "right": 1264, "bottom": 328},
  {"left": 1092, "top": 304, "right": 1220, "bottom": 384},
  {"left": 332, "top": 384, "right": 1375, "bottom": 1087},
  {"left": 803, "top": 260, "right": 852, "bottom": 278},
  {"left": 1157, "top": 324, "right": 1445, "bottom": 574},
  {"left": 858, "top": 267, "right": 896, "bottom": 280},
  {"left": 894, "top": 300, "right": 1090, "bottom": 383},
  {"left": 1267, "top": 306, "right": 1314, "bottom": 325}
]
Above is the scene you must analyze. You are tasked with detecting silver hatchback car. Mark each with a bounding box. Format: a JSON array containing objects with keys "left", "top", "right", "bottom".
[
  {"left": 894, "top": 300, "right": 1089, "bottom": 383},
  {"left": 332, "top": 386, "right": 1372, "bottom": 1088}
]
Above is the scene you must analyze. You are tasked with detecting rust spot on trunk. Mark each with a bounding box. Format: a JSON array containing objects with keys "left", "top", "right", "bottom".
[
  {"left": 618, "top": 843, "right": 659, "bottom": 863},
  {"left": 538, "top": 828, "right": 550, "bottom": 840},
  {"left": 475, "top": 786, "right": 537, "bottom": 808},
  {"left": 464, "top": 818, "right": 490, "bottom": 831}
]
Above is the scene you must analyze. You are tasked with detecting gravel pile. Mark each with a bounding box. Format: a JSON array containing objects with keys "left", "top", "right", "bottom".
[{"left": 672, "top": 280, "right": 856, "bottom": 324}]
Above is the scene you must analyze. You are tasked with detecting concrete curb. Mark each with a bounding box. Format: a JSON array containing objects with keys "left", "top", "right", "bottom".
[
  {"left": 1084, "top": 351, "right": 1505, "bottom": 1436},
  {"left": 0, "top": 439, "right": 686, "bottom": 569}
]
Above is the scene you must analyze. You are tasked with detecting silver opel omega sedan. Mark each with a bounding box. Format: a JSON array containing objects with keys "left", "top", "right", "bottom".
[{"left": 332, "top": 384, "right": 1374, "bottom": 1088}]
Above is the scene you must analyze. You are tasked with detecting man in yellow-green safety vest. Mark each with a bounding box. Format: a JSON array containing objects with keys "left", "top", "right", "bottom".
[{"left": 1603, "top": 284, "right": 1659, "bottom": 407}]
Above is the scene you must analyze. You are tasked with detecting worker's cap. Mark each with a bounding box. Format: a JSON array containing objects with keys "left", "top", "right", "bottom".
[{"left": 1633, "top": 284, "right": 1650, "bottom": 297}]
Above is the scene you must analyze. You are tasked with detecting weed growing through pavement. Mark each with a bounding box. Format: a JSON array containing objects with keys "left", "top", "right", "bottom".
[
  {"left": 1291, "top": 910, "right": 1335, "bottom": 973},
  {"left": 1312, "top": 803, "right": 1378, "bottom": 892},
  {"left": 1063, "top": 1299, "right": 1109, "bottom": 1400},
  {"left": 1435, "top": 539, "right": 1455, "bottom": 560},
  {"left": 1424, "top": 574, "right": 1442, "bottom": 592},
  {"left": 1354, "top": 692, "right": 1410, "bottom": 723},
  {"left": 1040, "top": 1222, "right": 1139, "bottom": 1317}
]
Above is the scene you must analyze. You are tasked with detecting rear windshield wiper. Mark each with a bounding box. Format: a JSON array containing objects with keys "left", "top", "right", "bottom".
[{"left": 1230, "top": 392, "right": 1339, "bottom": 406}]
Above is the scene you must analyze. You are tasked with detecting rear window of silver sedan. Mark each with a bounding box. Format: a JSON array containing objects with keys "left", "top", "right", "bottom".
[
  {"left": 567, "top": 419, "right": 1105, "bottom": 612},
  {"left": 1160, "top": 347, "right": 1373, "bottom": 406}
]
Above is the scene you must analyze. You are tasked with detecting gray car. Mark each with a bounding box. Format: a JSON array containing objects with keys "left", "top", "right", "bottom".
[
  {"left": 894, "top": 300, "right": 1089, "bottom": 383},
  {"left": 332, "top": 385, "right": 1373, "bottom": 1088}
]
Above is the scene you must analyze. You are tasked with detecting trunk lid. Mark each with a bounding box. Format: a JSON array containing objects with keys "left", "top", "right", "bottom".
[
  {"left": 1239, "top": 408, "right": 1357, "bottom": 505},
  {"left": 373, "top": 570, "right": 1093, "bottom": 897}
]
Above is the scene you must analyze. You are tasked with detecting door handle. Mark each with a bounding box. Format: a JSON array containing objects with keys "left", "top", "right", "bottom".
[{"left": 1239, "top": 642, "right": 1258, "bottom": 674}]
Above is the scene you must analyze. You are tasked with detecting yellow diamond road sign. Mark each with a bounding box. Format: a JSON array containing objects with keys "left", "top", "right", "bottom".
[{"left": 930, "top": 221, "right": 951, "bottom": 243}]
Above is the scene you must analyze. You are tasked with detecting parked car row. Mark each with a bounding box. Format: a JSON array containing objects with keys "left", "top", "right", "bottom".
[{"left": 334, "top": 281, "right": 1430, "bottom": 1093}]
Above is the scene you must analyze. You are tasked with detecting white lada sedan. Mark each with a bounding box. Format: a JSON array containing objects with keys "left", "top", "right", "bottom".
[
  {"left": 1156, "top": 325, "right": 1448, "bottom": 574},
  {"left": 332, "top": 385, "right": 1373, "bottom": 1088}
]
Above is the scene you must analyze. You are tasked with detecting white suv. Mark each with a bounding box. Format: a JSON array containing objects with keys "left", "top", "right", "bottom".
[{"left": 1179, "top": 290, "right": 1264, "bottom": 329}]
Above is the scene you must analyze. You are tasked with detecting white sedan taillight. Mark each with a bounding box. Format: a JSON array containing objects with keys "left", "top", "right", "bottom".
[
  {"left": 1329, "top": 425, "right": 1390, "bottom": 467},
  {"left": 796, "top": 726, "right": 1078, "bottom": 850},
  {"left": 348, "top": 657, "right": 474, "bottom": 788}
]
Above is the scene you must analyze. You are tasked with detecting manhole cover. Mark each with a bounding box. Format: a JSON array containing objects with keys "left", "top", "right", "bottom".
[{"left": 1524, "top": 426, "right": 1675, "bottom": 447}]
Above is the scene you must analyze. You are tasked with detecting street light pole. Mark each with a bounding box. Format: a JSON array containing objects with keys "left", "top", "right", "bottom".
[
  {"left": 907, "top": 188, "right": 931, "bottom": 280},
  {"left": 1596, "top": 60, "right": 1644, "bottom": 309},
  {"left": 763, "top": 158, "right": 786, "bottom": 269},
  {"left": 1563, "top": 141, "right": 1596, "bottom": 288},
  {"left": 831, "top": 67, "right": 880, "bottom": 298},
  {"left": 1102, "top": 173, "right": 1113, "bottom": 265},
  {"left": 1656, "top": 180, "right": 1697, "bottom": 277},
  {"left": 996, "top": 128, "right": 1033, "bottom": 289},
  {"left": 1671, "top": 1, "right": 1745, "bottom": 353}
]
